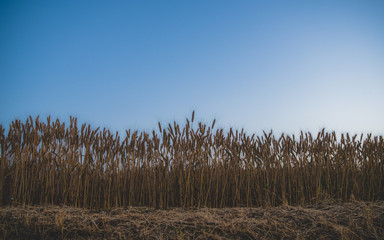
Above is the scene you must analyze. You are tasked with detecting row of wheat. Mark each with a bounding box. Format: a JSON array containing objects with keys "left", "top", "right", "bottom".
[{"left": 0, "top": 113, "right": 383, "bottom": 209}]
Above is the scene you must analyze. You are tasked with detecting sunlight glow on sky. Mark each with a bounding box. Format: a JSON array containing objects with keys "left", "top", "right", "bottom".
[{"left": 1, "top": 0, "right": 383, "bottom": 135}]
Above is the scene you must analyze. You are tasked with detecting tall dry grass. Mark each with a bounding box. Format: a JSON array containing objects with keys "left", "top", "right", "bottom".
[{"left": 0, "top": 113, "right": 383, "bottom": 209}]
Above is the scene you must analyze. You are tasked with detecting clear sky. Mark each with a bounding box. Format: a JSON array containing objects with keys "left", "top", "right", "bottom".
[{"left": 1, "top": 0, "right": 383, "bottom": 136}]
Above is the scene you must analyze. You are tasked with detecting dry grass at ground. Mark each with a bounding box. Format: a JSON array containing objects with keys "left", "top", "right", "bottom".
[{"left": 1, "top": 201, "right": 383, "bottom": 240}]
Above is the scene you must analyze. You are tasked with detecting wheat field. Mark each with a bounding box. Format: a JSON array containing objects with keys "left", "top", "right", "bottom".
[{"left": 0, "top": 112, "right": 383, "bottom": 209}]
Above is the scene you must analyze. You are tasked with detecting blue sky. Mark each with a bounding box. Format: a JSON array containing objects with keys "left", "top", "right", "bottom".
[{"left": 1, "top": 0, "right": 383, "bottom": 136}]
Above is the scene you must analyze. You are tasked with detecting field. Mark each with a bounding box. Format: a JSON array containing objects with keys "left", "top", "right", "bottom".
[
  {"left": 0, "top": 113, "right": 383, "bottom": 239},
  {"left": 1, "top": 201, "right": 384, "bottom": 239}
]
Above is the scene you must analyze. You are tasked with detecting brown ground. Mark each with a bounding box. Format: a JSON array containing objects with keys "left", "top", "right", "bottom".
[{"left": 1, "top": 201, "right": 383, "bottom": 240}]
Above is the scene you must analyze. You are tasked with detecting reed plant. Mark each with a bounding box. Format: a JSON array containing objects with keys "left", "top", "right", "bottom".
[{"left": 0, "top": 113, "right": 383, "bottom": 209}]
